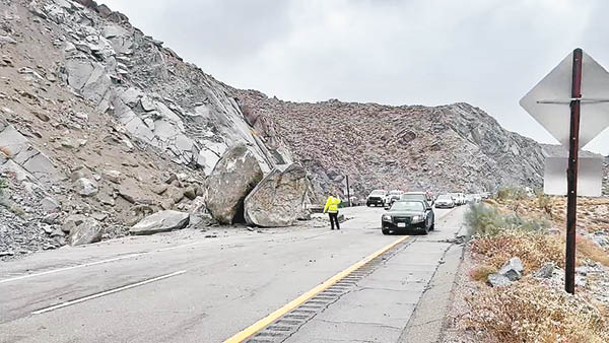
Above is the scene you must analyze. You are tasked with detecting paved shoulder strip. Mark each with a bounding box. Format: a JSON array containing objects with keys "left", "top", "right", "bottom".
[{"left": 224, "top": 236, "right": 413, "bottom": 343}]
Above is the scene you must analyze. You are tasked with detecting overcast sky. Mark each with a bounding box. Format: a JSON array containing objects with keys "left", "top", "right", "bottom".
[{"left": 102, "top": 0, "right": 609, "bottom": 155}]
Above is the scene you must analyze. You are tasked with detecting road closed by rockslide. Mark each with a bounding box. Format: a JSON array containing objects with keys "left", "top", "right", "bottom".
[{"left": 1, "top": 205, "right": 466, "bottom": 343}]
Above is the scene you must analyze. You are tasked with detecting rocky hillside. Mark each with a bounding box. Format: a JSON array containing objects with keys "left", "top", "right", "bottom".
[
  {"left": 0, "top": 0, "right": 295, "bottom": 259},
  {"left": 235, "top": 91, "right": 546, "bottom": 197}
]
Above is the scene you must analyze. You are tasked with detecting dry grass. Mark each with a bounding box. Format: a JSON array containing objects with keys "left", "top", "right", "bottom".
[
  {"left": 471, "top": 231, "right": 565, "bottom": 271},
  {"left": 462, "top": 281, "right": 609, "bottom": 343},
  {"left": 578, "top": 236, "right": 609, "bottom": 266},
  {"left": 461, "top": 197, "right": 609, "bottom": 342},
  {"left": 469, "top": 265, "right": 497, "bottom": 282}
]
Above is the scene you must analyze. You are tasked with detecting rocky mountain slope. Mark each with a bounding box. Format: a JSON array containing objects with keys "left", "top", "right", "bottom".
[
  {"left": 0, "top": 0, "right": 285, "bottom": 259},
  {"left": 235, "top": 91, "right": 546, "bottom": 197}
]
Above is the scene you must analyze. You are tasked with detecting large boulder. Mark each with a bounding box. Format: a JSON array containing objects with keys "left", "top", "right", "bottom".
[
  {"left": 244, "top": 164, "right": 310, "bottom": 227},
  {"left": 206, "top": 145, "right": 263, "bottom": 224},
  {"left": 130, "top": 210, "right": 190, "bottom": 235},
  {"left": 65, "top": 215, "right": 103, "bottom": 246}
]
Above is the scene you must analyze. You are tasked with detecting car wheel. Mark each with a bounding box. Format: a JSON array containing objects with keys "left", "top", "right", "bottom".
[{"left": 382, "top": 229, "right": 390, "bottom": 235}]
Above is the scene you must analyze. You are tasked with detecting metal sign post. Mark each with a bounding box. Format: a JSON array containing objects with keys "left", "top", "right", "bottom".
[
  {"left": 565, "top": 48, "right": 583, "bottom": 294},
  {"left": 520, "top": 48, "right": 609, "bottom": 294}
]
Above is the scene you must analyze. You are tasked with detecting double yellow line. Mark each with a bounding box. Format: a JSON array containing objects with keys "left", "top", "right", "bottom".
[{"left": 224, "top": 235, "right": 411, "bottom": 342}]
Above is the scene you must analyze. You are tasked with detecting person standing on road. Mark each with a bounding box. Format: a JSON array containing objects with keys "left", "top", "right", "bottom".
[{"left": 323, "top": 195, "right": 342, "bottom": 230}]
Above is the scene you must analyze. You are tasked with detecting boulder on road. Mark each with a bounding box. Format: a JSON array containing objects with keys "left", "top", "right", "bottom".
[
  {"left": 129, "top": 210, "right": 190, "bottom": 235},
  {"left": 65, "top": 215, "right": 103, "bottom": 246},
  {"left": 206, "top": 144, "right": 263, "bottom": 225},
  {"left": 244, "top": 164, "right": 310, "bottom": 227}
]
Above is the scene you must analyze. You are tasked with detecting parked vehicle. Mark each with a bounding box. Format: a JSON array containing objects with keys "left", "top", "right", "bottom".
[
  {"left": 448, "top": 193, "right": 465, "bottom": 206},
  {"left": 349, "top": 196, "right": 361, "bottom": 206},
  {"left": 434, "top": 194, "right": 455, "bottom": 208},
  {"left": 381, "top": 200, "right": 435, "bottom": 235},
  {"left": 366, "top": 189, "right": 387, "bottom": 207},
  {"left": 400, "top": 191, "right": 434, "bottom": 208},
  {"left": 385, "top": 190, "right": 404, "bottom": 208}
]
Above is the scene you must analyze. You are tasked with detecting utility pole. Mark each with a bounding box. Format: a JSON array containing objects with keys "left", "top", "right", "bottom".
[{"left": 345, "top": 175, "right": 351, "bottom": 207}]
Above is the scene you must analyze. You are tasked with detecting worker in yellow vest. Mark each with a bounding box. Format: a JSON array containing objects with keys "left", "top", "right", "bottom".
[{"left": 323, "top": 195, "right": 342, "bottom": 230}]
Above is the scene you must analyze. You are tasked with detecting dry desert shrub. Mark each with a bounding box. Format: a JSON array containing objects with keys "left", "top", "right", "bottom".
[
  {"left": 471, "top": 231, "right": 565, "bottom": 271},
  {"left": 465, "top": 204, "right": 550, "bottom": 238},
  {"left": 469, "top": 264, "right": 497, "bottom": 282},
  {"left": 577, "top": 236, "right": 609, "bottom": 266},
  {"left": 463, "top": 281, "right": 609, "bottom": 343}
]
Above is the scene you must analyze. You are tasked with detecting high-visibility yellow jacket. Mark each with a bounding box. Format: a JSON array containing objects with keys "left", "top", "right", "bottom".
[{"left": 324, "top": 196, "right": 341, "bottom": 214}]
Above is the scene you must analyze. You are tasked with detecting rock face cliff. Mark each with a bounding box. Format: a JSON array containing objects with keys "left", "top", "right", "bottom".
[
  {"left": 235, "top": 91, "right": 546, "bottom": 197},
  {"left": 35, "top": 0, "right": 289, "bottom": 174}
]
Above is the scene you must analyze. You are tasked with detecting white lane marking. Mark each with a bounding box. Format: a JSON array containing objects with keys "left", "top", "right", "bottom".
[
  {"left": 0, "top": 240, "right": 205, "bottom": 284},
  {"left": 0, "top": 253, "right": 145, "bottom": 284},
  {"left": 157, "top": 241, "right": 200, "bottom": 252},
  {"left": 32, "top": 270, "right": 187, "bottom": 315}
]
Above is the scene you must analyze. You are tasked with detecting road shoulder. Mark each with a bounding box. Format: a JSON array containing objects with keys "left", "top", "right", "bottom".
[{"left": 398, "top": 208, "right": 469, "bottom": 343}]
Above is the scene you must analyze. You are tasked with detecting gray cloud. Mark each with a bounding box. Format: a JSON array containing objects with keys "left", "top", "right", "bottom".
[{"left": 102, "top": 0, "right": 609, "bottom": 154}]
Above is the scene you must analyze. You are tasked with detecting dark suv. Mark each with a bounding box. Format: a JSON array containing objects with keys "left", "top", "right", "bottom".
[{"left": 366, "top": 189, "right": 387, "bottom": 207}]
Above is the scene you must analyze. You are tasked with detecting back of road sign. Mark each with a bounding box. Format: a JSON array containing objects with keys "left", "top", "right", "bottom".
[
  {"left": 520, "top": 51, "right": 609, "bottom": 149},
  {"left": 544, "top": 157, "right": 603, "bottom": 197}
]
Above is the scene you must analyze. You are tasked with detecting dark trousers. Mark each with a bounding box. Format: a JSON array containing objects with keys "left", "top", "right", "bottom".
[{"left": 329, "top": 212, "right": 340, "bottom": 230}]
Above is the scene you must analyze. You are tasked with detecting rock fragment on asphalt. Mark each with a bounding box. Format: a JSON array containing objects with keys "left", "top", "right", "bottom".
[{"left": 129, "top": 210, "right": 189, "bottom": 235}]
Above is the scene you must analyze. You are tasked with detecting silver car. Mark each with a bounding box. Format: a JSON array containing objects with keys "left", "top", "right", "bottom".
[{"left": 434, "top": 194, "right": 455, "bottom": 208}]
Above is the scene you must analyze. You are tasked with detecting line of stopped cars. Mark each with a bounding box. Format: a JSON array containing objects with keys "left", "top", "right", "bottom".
[{"left": 365, "top": 189, "right": 483, "bottom": 235}]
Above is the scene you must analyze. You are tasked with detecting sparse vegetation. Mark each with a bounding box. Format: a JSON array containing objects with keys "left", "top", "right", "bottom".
[
  {"left": 471, "top": 230, "right": 565, "bottom": 271},
  {"left": 465, "top": 203, "right": 550, "bottom": 238},
  {"left": 463, "top": 281, "right": 609, "bottom": 343},
  {"left": 459, "top": 195, "right": 609, "bottom": 342},
  {"left": 577, "top": 236, "right": 609, "bottom": 266},
  {"left": 495, "top": 187, "right": 528, "bottom": 201},
  {"left": 536, "top": 191, "right": 553, "bottom": 218},
  {"left": 469, "top": 264, "right": 497, "bottom": 282}
]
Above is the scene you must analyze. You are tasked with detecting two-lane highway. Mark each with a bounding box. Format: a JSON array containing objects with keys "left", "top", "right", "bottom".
[{"left": 0, "top": 205, "right": 465, "bottom": 343}]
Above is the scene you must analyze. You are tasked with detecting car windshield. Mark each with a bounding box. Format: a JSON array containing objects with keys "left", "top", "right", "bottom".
[
  {"left": 437, "top": 195, "right": 452, "bottom": 200},
  {"left": 370, "top": 190, "right": 385, "bottom": 196},
  {"left": 389, "top": 191, "right": 401, "bottom": 195},
  {"left": 391, "top": 201, "right": 424, "bottom": 211},
  {"left": 401, "top": 193, "right": 425, "bottom": 200}
]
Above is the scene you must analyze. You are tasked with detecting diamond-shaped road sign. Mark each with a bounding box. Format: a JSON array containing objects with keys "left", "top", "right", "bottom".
[{"left": 520, "top": 50, "right": 609, "bottom": 148}]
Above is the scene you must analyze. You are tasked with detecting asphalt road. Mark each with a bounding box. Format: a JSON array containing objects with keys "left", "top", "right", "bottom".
[{"left": 0, "top": 205, "right": 466, "bottom": 343}]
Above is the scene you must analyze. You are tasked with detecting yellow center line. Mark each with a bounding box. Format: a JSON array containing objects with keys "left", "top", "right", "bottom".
[{"left": 223, "top": 235, "right": 412, "bottom": 343}]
